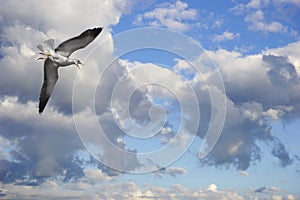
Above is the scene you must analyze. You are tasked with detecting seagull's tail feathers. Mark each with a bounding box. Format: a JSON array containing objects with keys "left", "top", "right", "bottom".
[{"left": 37, "top": 39, "right": 54, "bottom": 54}]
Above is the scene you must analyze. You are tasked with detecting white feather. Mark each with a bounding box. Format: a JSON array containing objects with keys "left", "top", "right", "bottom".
[{"left": 37, "top": 39, "right": 54, "bottom": 54}]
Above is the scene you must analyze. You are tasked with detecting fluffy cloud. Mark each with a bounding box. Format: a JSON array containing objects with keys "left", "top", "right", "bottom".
[
  {"left": 0, "top": 0, "right": 146, "bottom": 184},
  {"left": 213, "top": 31, "right": 241, "bottom": 42},
  {"left": 2, "top": 179, "right": 298, "bottom": 200},
  {"left": 133, "top": 0, "right": 198, "bottom": 31},
  {"left": 0, "top": 181, "right": 245, "bottom": 200},
  {"left": 230, "top": 0, "right": 298, "bottom": 35},
  {"left": 245, "top": 10, "right": 288, "bottom": 33},
  {"left": 196, "top": 42, "right": 300, "bottom": 169},
  {"left": 107, "top": 39, "right": 299, "bottom": 171},
  {"left": 0, "top": 1, "right": 299, "bottom": 197}
]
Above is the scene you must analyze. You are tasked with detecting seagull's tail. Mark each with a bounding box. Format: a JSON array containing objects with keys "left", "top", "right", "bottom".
[{"left": 37, "top": 39, "right": 54, "bottom": 54}]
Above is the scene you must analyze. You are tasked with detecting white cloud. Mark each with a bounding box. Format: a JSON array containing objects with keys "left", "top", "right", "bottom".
[
  {"left": 116, "top": 39, "right": 299, "bottom": 171},
  {"left": 134, "top": 0, "right": 198, "bottom": 31},
  {"left": 246, "top": 0, "right": 262, "bottom": 9},
  {"left": 229, "top": 4, "right": 246, "bottom": 15},
  {"left": 0, "top": 0, "right": 148, "bottom": 181},
  {"left": 276, "top": 0, "right": 300, "bottom": 7},
  {"left": 195, "top": 41, "right": 299, "bottom": 169},
  {"left": 230, "top": 0, "right": 298, "bottom": 35},
  {"left": 239, "top": 171, "right": 249, "bottom": 177},
  {"left": 0, "top": 181, "right": 251, "bottom": 200},
  {"left": 84, "top": 168, "right": 116, "bottom": 183},
  {"left": 0, "top": 0, "right": 299, "bottom": 196},
  {"left": 213, "top": 31, "right": 241, "bottom": 42},
  {"left": 207, "top": 184, "right": 218, "bottom": 192},
  {"left": 212, "top": 19, "right": 224, "bottom": 29},
  {"left": 263, "top": 41, "right": 300, "bottom": 76},
  {"left": 245, "top": 10, "right": 288, "bottom": 33}
]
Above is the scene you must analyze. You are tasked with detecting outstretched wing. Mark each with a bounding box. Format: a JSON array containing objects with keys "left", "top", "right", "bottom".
[
  {"left": 37, "top": 39, "right": 54, "bottom": 53},
  {"left": 55, "top": 27, "right": 103, "bottom": 57},
  {"left": 39, "top": 58, "right": 59, "bottom": 114}
]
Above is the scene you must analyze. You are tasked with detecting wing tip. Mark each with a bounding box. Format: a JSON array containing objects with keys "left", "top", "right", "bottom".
[
  {"left": 38, "top": 105, "right": 45, "bottom": 114},
  {"left": 88, "top": 27, "right": 103, "bottom": 38}
]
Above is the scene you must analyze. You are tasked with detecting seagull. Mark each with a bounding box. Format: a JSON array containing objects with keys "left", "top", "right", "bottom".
[{"left": 36, "top": 27, "right": 103, "bottom": 114}]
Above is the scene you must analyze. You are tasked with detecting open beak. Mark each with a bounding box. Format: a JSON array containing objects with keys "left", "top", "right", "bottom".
[{"left": 76, "top": 63, "right": 84, "bottom": 70}]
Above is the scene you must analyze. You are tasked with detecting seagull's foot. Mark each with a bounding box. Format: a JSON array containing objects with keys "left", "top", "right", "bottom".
[
  {"left": 36, "top": 57, "right": 46, "bottom": 60},
  {"left": 36, "top": 52, "right": 52, "bottom": 60}
]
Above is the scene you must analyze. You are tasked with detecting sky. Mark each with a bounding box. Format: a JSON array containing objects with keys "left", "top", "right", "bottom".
[{"left": 0, "top": 0, "right": 300, "bottom": 199}]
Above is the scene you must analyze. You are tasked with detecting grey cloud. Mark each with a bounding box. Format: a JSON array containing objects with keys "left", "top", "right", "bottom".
[
  {"left": 0, "top": 0, "right": 148, "bottom": 184},
  {"left": 264, "top": 55, "right": 298, "bottom": 85},
  {"left": 271, "top": 139, "right": 293, "bottom": 167},
  {"left": 254, "top": 186, "right": 266, "bottom": 193},
  {"left": 0, "top": 0, "right": 299, "bottom": 189},
  {"left": 154, "top": 166, "right": 187, "bottom": 178},
  {"left": 194, "top": 50, "right": 300, "bottom": 170}
]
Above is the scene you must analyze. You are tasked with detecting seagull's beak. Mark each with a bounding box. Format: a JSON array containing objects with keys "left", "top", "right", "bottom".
[{"left": 76, "top": 63, "right": 84, "bottom": 70}]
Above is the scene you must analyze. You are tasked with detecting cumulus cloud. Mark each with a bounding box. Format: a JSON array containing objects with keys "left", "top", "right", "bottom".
[
  {"left": 0, "top": 0, "right": 299, "bottom": 197},
  {"left": 107, "top": 40, "right": 299, "bottom": 172},
  {"left": 230, "top": 0, "right": 298, "bottom": 35},
  {"left": 245, "top": 10, "right": 288, "bottom": 33},
  {"left": 0, "top": 181, "right": 248, "bottom": 200},
  {"left": 213, "top": 31, "right": 241, "bottom": 42},
  {"left": 133, "top": 0, "right": 198, "bottom": 31},
  {"left": 3, "top": 180, "right": 294, "bottom": 200},
  {"left": 0, "top": 0, "right": 145, "bottom": 184},
  {"left": 195, "top": 42, "right": 300, "bottom": 169}
]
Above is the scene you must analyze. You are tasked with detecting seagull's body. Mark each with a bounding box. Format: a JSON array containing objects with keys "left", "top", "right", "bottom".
[{"left": 37, "top": 27, "right": 103, "bottom": 114}]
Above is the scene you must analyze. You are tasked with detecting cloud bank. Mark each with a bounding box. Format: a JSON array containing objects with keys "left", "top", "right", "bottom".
[{"left": 0, "top": 0, "right": 299, "bottom": 199}]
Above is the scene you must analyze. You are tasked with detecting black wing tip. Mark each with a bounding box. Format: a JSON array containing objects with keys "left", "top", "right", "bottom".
[
  {"left": 38, "top": 106, "right": 45, "bottom": 114},
  {"left": 86, "top": 27, "right": 103, "bottom": 38}
]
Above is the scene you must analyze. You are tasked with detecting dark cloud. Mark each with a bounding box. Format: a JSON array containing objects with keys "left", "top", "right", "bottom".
[
  {"left": 0, "top": 129, "right": 85, "bottom": 183},
  {"left": 271, "top": 139, "right": 293, "bottom": 167},
  {"left": 264, "top": 55, "right": 298, "bottom": 85},
  {"left": 254, "top": 186, "right": 266, "bottom": 193},
  {"left": 154, "top": 167, "right": 187, "bottom": 178}
]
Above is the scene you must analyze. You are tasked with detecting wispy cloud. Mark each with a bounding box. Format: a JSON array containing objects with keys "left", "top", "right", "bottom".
[
  {"left": 238, "top": 171, "right": 249, "bottom": 177},
  {"left": 154, "top": 166, "right": 187, "bottom": 178}
]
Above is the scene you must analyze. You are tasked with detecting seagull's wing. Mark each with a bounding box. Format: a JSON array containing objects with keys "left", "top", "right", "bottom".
[
  {"left": 39, "top": 58, "right": 59, "bottom": 114},
  {"left": 55, "top": 27, "right": 103, "bottom": 57},
  {"left": 37, "top": 39, "right": 54, "bottom": 53}
]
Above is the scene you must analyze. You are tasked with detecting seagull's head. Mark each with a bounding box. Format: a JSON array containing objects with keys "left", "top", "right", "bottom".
[{"left": 73, "top": 59, "right": 84, "bottom": 69}]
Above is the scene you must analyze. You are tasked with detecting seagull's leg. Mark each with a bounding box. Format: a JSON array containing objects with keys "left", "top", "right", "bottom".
[
  {"left": 36, "top": 52, "right": 51, "bottom": 60},
  {"left": 76, "top": 65, "right": 81, "bottom": 70},
  {"left": 36, "top": 57, "right": 46, "bottom": 60}
]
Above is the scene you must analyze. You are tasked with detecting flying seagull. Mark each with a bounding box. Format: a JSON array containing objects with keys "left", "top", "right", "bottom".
[{"left": 36, "top": 27, "right": 103, "bottom": 114}]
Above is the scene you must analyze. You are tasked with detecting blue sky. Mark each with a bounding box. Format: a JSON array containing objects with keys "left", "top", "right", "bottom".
[{"left": 0, "top": 0, "right": 300, "bottom": 199}]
